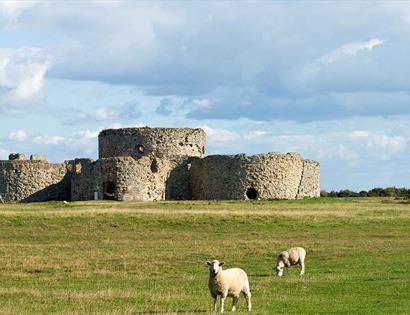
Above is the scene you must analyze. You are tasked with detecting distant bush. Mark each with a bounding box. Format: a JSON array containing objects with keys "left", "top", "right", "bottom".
[{"left": 321, "top": 187, "right": 410, "bottom": 198}]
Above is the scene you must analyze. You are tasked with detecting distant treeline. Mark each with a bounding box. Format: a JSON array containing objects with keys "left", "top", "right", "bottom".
[{"left": 320, "top": 187, "right": 410, "bottom": 198}]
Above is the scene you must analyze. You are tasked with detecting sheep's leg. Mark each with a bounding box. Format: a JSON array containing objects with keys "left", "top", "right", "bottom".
[
  {"left": 231, "top": 297, "right": 238, "bottom": 312},
  {"left": 299, "top": 261, "right": 305, "bottom": 275},
  {"left": 243, "top": 290, "right": 252, "bottom": 312},
  {"left": 220, "top": 296, "right": 225, "bottom": 313},
  {"left": 212, "top": 295, "right": 217, "bottom": 312}
]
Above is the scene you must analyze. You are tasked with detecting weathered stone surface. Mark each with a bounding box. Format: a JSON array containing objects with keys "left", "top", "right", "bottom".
[
  {"left": 0, "top": 160, "right": 70, "bottom": 202},
  {"left": 190, "top": 152, "right": 319, "bottom": 200},
  {"left": 296, "top": 159, "right": 321, "bottom": 198},
  {"left": 30, "top": 154, "right": 47, "bottom": 161},
  {"left": 0, "top": 126, "right": 320, "bottom": 202},
  {"left": 69, "top": 156, "right": 193, "bottom": 202},
  {"left": 69, "top": 159, "right": 100, "bottom": 201},
  {"left": 99, "top": 127, "right": 205, "bottom": 159},
  {"left": 8, "top": 153, "right": 26, "bottom": 161}
]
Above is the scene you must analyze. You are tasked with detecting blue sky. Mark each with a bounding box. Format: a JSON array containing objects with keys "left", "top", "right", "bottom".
[{"left": 1, "top": 1, "right": 410, "bottom": 191}]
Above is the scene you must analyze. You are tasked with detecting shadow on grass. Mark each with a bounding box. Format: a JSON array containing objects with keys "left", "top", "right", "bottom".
[{"left": 249, "top": 273, "right": 272, "bottom": 278}]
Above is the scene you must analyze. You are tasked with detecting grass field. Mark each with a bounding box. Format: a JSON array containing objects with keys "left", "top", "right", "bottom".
[{"left": 0, "top": 198, "right": 409, "bottom": 314}]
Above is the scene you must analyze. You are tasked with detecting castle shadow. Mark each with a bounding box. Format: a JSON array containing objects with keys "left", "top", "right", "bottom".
[{"left": 21, "top": 174, "right": 71, "bottom": 203}]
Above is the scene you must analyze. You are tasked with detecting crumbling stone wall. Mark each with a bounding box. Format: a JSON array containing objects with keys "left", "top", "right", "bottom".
[
  {"left": 103, "top": 156, "right": 172, "bottom": 201},
  {"left": 99, "top": 127, "right": 205, "bottom": 159},
  {"left": 0, "top": 127, "right": 320, "bottom": 202},
  {"left": 190, "top": 152, "right": 320, "bottom": 200},
  {"left": 69, "top": 159, "right": 101, "bottom": 201},
  {"left": 0, "top": 160, "right": 70, "bottom": 202},
  {"left": 296, "top": 159, "right": 321, "bottom": 198},
  {"left": 108, "top": 156, "right": 194, "bottom": 201},
  {"left": 69, "top": 156, "right": 192, "bottom": 201}
]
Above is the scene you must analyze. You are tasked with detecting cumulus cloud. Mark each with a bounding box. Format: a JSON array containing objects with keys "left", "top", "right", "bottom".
[
  {"left": 33, "top": 135, "right": 65, "bottom": 145},
  {"left": 63, "top": 102, "right": 142, "bottom": 125},
  {"left": 0, "top": 47, "right": 51, "bottom": 112},
  {"left": 349, "top": 130, "right": 370, "bottom": 140},
  {"left": 74, "top": 129, "right": 100, "bottom": 139},
  {"left": 345, "top": 130, "right": 406, "bottom": 159},
  {"left": 76, "top": 107, "right": 118, "bottom": 122},
  {"left": 3, "top": 2, "right": 410, "bottom": 121},
  {"left": 366, "top": 135, "right": 407, "bottom": 159},
  {"left": 244, "top": 131, "right": 268, "bottom": 140},
  {"left": 191, "top": 98, "right": 210, "bottom": 109},
  {"left": 0, "top": 1, "right": 36, "bottom": 25},
  {"left": 3, "top": 2, "right": 410, "bottom": 192},
  {"left": 8, "top": 129, "right": 27, "bottom": 141}
]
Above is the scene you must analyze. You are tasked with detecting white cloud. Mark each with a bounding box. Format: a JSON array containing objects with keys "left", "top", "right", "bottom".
[
  {"left": 366, "top": 135, "right": 407, "bottom": 157},
  {"left": 33, "top": 135, "right": 65, "bottom": 145},
  {"left": 244, "top": 130, "right": 268, "bottom": 140},
  {"left": 74, "top": 129, "right": 100, "bottom": 139},
  {"left": 349, "top": 130, "right": 370, "bottom": 140},
  {"left": 8, "top": 129, "right": 27, "bottom": 141},
  {"left": 78, "top": 107, "right": 118, "bottom": 121},
  {"left": 65, "top": 102, "right": 142, "bottom": 125},
  {"left": 0, "top": 47, "right": 51, "bottom": 110},
  {"left": 70, "top": 124, "right": 144, "bottom": 140},
  {"left": 199, "top": 124, "right": 240, "bottom": 142},
  {"left": 335, "top": 144, "right": 360, "bottom": 165},
  {"left": 192, "top": 99, "right": 210, "bottom": 109},
  {"left": 0, "top": 1, "right": 36, "bottom": 23},
  {"left": 320, "top": 38, "right": 383, "bottom": 64}
]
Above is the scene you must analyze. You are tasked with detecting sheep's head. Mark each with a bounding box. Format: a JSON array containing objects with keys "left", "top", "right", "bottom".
[
  {"left": 283, "top": 257, "right": 291, "bottom": 268},
  {"left": 276, "top": 253, "right": 289, "bottom": 276},
  {"left": 207, "top": 260, "right": 224, "bottom": 275},
  {"left": 276, "top": 259, "right": 285, "bottom": 276}
]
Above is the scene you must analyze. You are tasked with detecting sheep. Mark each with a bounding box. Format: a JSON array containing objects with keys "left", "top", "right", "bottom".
[
  {"left": 206, "top": 260, "right": 251, "bottom": 313},
  {"left": 275, "top": 247, "right": 306, "bottom": 276}
]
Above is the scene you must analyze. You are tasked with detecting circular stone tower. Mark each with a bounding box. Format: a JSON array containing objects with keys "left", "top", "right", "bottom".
[
  {"left": 189, "top": 152, "right": 320, "bottom": 200},
  {"left": 98, "top": 127, "right": 206, "bottom": 159}
]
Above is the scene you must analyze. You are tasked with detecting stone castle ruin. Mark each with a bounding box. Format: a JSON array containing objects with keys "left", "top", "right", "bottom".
[{"left": 0, "top": 127, "right": 320, "bottom": 202}]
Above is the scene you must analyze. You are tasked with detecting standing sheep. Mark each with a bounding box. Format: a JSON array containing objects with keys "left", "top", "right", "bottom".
[
  {"left": 207, "top": 260, "right": 252, "bottom": 313},
  {"left": 276, "top": 247, "right": 306, "bottom": 276}
]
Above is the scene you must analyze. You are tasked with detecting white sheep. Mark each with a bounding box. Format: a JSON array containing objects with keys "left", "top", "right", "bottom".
[
  {"left": 275, "top": 247, "right": 306, "bottom": 276},
  {"left": 207, "top": 260, "right": 251, "bottom": 313}
]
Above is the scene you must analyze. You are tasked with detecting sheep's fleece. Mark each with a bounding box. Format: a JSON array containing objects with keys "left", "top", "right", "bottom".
[
  {"left": 276, "top": 247, "right": 306, "bottom": 276},
  {"left": 207, "top": 260, "right": 251, "bottom": 313}
]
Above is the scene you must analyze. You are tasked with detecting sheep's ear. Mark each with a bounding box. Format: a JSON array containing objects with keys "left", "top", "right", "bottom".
[
  {"left": 206, "top": 261, "right": 212, "bottom": 266},
  {"left": 219, "top": 262, "right": 224, "bottom": 266}
]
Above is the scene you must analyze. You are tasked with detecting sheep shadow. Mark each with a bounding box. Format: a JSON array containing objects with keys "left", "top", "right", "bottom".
[{"left": 248, "top": 273, "right": 273, "bottom": 278}]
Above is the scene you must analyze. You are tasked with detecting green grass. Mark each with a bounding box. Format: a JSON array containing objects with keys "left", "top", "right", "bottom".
[{"left": 0, "top": 198, "right": 409, "bottom": 314}]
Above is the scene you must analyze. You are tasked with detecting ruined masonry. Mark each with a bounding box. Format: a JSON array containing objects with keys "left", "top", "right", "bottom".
[{"left": 0, "top": 127, "right": 320, "bottom": 202}]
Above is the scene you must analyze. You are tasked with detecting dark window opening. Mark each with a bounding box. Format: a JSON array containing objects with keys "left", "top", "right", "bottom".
[
  {"left": 103, "top": 181, "right": 116, "bottom": 200},
  {"left": 150, "top": 159, "right": 158, "bottom": 173},
  {"left": 246, "top": 187, "right": 258, "bottom": 200},
  {"left": 136, "top": 144, "right": 144, "bottom": 154}
]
